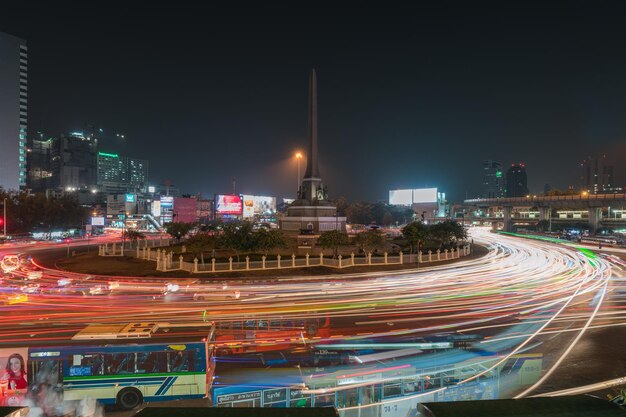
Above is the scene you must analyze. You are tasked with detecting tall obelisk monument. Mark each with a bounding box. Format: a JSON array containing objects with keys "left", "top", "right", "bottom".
[
  {"left": 280, "top": 69, "right": 346, "bottom": 236},
  {"left": 301, "top": 68, "right": 324, "bottom": 201}
]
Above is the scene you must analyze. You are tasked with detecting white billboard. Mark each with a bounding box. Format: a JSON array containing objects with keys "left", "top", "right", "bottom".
[
  {"left": 413, "top": 188, "right": 438, "bottom": 204},
  {"left": 242, "top": 195, "right": 255, "bottom": 219},
  {"left": 151, "top": 200, "right": 161, "bottom": 217},
  {"left": 254, "top": 196, "right": 276, "bottom": 215},
  {"left": 389, "top": 189, "right": 413, "bottom": 206},
  {"left": 242, "top": 195, "right": 277, "bottom": 218},
  {"left": 91, "top": 217, "right": 105, "bottom": 226}
]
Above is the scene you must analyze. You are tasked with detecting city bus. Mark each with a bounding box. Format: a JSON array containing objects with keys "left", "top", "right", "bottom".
[
  {"left": 0, "top": 322, "right": 216, "bottom": 410},
  {"left": 212, "top": 316, "right": 331, "bottom": 356},
  {"left": 212, "top": 352, "right": 543, "bottom": 416}
]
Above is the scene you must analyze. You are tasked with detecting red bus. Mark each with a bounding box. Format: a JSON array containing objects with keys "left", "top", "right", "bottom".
[{"left": 212, "top": 316, "right": 331, "bottom": 356}]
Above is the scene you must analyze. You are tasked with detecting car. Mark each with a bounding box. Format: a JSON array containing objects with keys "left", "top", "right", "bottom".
[{"left": 193, "top": 289, "right": 241, "bottom": 301}]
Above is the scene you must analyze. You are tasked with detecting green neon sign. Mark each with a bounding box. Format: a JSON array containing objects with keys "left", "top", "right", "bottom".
[{"left": 98, "top": 152, "right": 119, "bottom": 158}]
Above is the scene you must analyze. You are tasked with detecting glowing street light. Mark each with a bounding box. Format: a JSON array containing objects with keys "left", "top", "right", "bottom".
[{"left": 295, "top": 152, "right": 303, "bottom": 195}]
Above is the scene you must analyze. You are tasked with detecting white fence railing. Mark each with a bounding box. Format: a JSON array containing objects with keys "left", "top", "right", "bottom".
[{"left": 98, "top": 241, "right": 472, "bottom": 274}]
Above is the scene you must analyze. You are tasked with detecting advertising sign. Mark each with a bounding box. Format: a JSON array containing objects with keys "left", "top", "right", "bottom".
[
  {"left": 216, "top": 195, "right": 243, "bottom": 215},
  {"left": 0, "top": 347, "right": 28, "bottom": 406},
  {"left": 413, "top": 188, "right": 438, "bottom": 204},
  {"left": 242, "top": 195, "right": 255, "bottom": 219},
  {"left": 151, "top": 200, "right": 161, "bottom": 217},
  {"left": 125, "top": 194, "right": 136, "bottom": 203},
  {"left": 160, "top": 196, "right": 174, "bottom": 223},
  {"left": 254, "top": 196, "right": 276, "bottom": 215},
  {"left": 90, "top": 216, "right": 105, "bottom": 226},
  {"left": 389, "top": 189, "right": 413, "bottom": 206}
]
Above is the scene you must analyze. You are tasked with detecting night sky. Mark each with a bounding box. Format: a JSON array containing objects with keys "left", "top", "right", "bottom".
[{"left": 2, "top": 2, "right": 626, "bottom": 202}]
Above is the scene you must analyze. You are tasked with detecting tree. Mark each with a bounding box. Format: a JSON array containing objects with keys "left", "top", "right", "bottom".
[
  {"left": 429, "top": 220, "right": 466, "bottom": 247},
  {"left": 186, "top": 232, "right": 217, "bottom": 264},
  {"left": 219, "top": 221, "right": 255, "bottom": 263},
  {"left": 354, "top": 229, "right": 385, "bottom": 255},
  {"left": 335, "top": 196, "right": 348, "bottom": 217},
  {"left": 0, "top": 190, "right": 87, "bottom": 235},
  {"left": 165, "top": 222, "right": 194, "bottom": 242},
  {"left": 345, "top": 201, "right": 374, "bottom": 225},
  {"left": 318, "top": 230, "right": 349, "bottom": 258},
  {"left": 122, "top": 230, "right": 145, "bottom": 248},
  {"left": 253, "top": 228, "right": 288, "bottom": 255},
  {"left": 402, "top": 221, "right": 428, "bottom": 254}
]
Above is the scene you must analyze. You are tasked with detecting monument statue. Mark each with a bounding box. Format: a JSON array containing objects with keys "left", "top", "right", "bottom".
[{"left": 280, "top": 69, "right": 346, "bottom": 235}]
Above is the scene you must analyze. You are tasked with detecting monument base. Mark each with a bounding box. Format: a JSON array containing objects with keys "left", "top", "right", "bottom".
[{"left": 280, "top": 214, "right": 347, "bottom": 235}]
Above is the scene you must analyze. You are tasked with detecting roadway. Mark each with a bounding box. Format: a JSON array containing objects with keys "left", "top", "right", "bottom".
[{"left": 0, "top": 228, "right": 624, "bottom": 410}]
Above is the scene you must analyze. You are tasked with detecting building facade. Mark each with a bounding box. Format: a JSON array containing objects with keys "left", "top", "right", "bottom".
[
  {"left": 0, "top": 32, "right": 27, "bottom": 190},
  {"left": 97, "top": 152, "right": 149, "bottom": 194},
  {"left": 50, "top": 132, "right": 98, "bottom": 191},
  {"left": 482, "top": 160, "right": 503, "bottom": 199},
  {"left": 505, "top": 163, "right": 529, "bottom": 198},
  {"left": 26, "top": 133, "right": 54, "bottom": 192},
  {"left": 580, "top": 155, "right": 617, "bottom": 194}
]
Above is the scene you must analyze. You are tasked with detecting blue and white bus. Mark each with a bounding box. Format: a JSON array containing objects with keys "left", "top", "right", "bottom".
[
  {"left": 0, "top": 322, "right": 216, "bottom": 410},
  {"left": 212, "top": 352, "right": 543, "bottom": 417}
]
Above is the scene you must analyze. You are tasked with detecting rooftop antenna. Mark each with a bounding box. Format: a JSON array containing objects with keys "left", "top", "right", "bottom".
[{"left": 232, "top": 177, "right": 237, "bottom": 195}]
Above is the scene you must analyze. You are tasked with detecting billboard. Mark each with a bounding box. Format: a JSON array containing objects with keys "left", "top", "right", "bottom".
[
  {"left": 0, "top": 347, "right": 28, "bottom": 406},
  {"left": 254, "top": 196, "right": 276, "bottom": 215},
  {"left": 242, "top": 195, "right": 255, "bottom": 219},
  {"left": 216, "top": 194, "right": 243, "bottom": 215},
  {"left": 160, "top": 196, "right": 174, "bottom": 223},
  {"left": 151, "top": 200, "right": 161, "bottom": 217},
  {"left": 389, "top": 189, "right": 413, "bottom": 206},
  {"left": 413, "top": 188, "right": 438, "bottom": 203},
  {"left": 90, "top": 216, "right": 105, "bottom": 226},
  {"left": 243, "top": 195, "right": 277, "bottom": 218}
]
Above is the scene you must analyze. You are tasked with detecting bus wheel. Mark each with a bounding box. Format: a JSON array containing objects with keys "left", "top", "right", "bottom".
[{"left": 117, "top": 387, "right": 143, "bottom": 410}]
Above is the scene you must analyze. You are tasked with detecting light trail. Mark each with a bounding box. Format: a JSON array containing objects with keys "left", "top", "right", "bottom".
[{"left": 0, "top": 227, "right": 621, "bottom": 403}]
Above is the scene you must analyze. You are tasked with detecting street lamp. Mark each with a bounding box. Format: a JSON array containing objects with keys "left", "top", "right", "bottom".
[
  {"left": 295, "top": 152, "right": 303, "bottom": 196},
  {"left": 2, "top": 198, "right": 6, "bottom": 237}
]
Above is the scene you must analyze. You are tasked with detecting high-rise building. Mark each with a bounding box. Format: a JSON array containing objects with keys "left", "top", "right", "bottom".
[
  {"left": 127, "top": 157, "right": 148, "bottom": 189},
  {"left": 505, "top": 163, "right": 529, "bottom": 198},
  {"left": 580, "top": 155, "right": 616, "bottom": 194},
  {"left": 482, "top": 160, "right": 504, "bottom": 199},
  {"left": 50, "top": 132, "right": 98, "bottom": 191},
  {"left": 97, "top": 152, "right": 127, "bottom": 194},
  {"left": 26, "top": 132, "right": 54, "bottom": 192},
  {"left": 0, "top": 32, "right": 28, "bottom": 190},
  {"left": 602, "top": 165, "right": 614, "bottom": 191},
  {"left": 97, "top": 152, "right": 149, "bottom": 194}
]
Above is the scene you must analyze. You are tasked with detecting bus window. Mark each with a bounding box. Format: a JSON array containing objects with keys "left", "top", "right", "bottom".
[
  {"left": 337, "top": 387, "right": 358, "bottom": 408},
  {"left": 136, "top": 352, "right": 167, "bottom": 374},
  {"left": 383, "top": 381, "right": 402, "bottom": 399},
  {"left": 168, "top": 351, "right": 194, "bottom": 372},
  {"left": 289, "top": 390, "right": 311, "bottom": 407},
  {"left": 257, "top": 320, "right": 268, "bottom": 330},
  {"left": 403, "top": 377, "right": 419, "bottom": 394},
  {"left": 314, "top": 392, "right": 335, "bottom": 407},
  {"left": 269, "top": 319, "right": 281, "bottom": 329},
  {"left": 31, "top": 359, "right": 63, "bottom": 386},
  {"left": 104, "top": 353, "right": 135, "bottom": 375},
  {"left": 71, "top": 354, "right": 103, "bottom": 376}
]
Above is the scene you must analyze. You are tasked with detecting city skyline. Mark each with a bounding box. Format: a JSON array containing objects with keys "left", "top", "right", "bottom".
[{"left": 1, "top": 3, "right": 626, "bottom": 202}]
